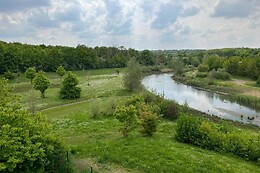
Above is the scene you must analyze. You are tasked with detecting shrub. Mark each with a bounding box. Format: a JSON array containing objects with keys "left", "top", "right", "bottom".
[
  {"left": 196, "top": 72, "right": 208, "bottom": 78},
  {"left": 159, "top": 100, "right": 179, "bottom": 120},
  {"left": 91, "top": 101, "right": 101, "bottom": 118},
  {"left": 3, "top": 71, "right": 15, "bottom": 79},
  {"left": 175, "top": 113, "right": 202, "bottom": 144},
  {"left": 209, "top": 68, "right": 231, "bottom": 80},
  {"left": 139, "top": 108, "right": 158, "bottom": 137},
  {"left": 25, "top": 67, "right": 36, "bottom": 84},
  {"left": 60, "top": 72, "right": 81, "bottom": 99},
  {"left": 198, "top": 64, "right": 209, "bottom": 72},
  {"left": 114, "top": 105, "right": 138, "bottom": 137},
  {"left": 176, "top": 114, "right": 260, "bottom": 162}
]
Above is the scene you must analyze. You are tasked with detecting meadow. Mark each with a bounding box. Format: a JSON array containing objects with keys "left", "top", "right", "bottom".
[{"left": 7, "top": 69, "right": 260, "bottom": 173}]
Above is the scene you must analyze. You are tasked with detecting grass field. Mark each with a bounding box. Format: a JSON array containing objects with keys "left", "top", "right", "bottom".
[{"left": 7, "top": 69, "right": 260, "bottom": 172}]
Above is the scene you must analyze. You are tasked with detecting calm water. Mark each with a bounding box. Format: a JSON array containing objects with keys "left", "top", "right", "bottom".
[{"left": 142, "top": 73, "right": 260, "bottom": 126}]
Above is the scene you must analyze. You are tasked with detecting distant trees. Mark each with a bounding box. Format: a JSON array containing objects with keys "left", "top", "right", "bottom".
[
  {"left": 59, "top": 72, "right": 81, "bottom": 99},
  {"left": 123, "top": 58, "right": 142, "bottom": 91},
  {"left": 33, "top": 71, "right": 50, "bottom": 98},
  {"left": 25, "top": 67, "right": 36, "bottom": 83}
]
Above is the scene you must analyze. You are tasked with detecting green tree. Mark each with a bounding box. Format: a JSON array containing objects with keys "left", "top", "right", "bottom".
[
  {"left": 123, "top": 58, "right": 142, "bottom": 91},
  {"left": 114, "top": 105, "right": 138, "bottom": 137},
  {"left": 59, "top": 71, "right": 81, "bottom": 99},
  {"left": 25, "top": 67, "right": 36, "bottom": 84},
  {"left": 56, "top": 65, "right": 66, "bottom": 79},
  {"left": 139, "top": 105, "right": 158, "bottom": 137},
  {"left": 0, "top": 79, "right": 71, "bottom": 172},
  {"left": 33, "top": 71, "right": 50, "bottom": 98}
]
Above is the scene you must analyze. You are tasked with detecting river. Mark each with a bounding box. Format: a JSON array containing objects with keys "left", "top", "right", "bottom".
[{"left": 142, "top": 73, "right": 260, "bottom": 126}]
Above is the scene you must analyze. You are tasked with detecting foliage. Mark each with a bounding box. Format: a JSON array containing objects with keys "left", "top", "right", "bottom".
[
  {"left": 56, "top": 65, "right": 66, "bottom": 78},
  {"left": 123, "top": 58, "right": 142, "bottom": 91},
  {"left": 114, "top": 105, "right": 138, "bottom": 137},
  {"left": 176, "top": 113, "right": 260, "bottom": 162},
  {"left": 159, "top": 99, "right": 179, "bottom": 120},
  {"left": 25, "top": 67, "right": 36, "bottom": 84},
  {"left": 196, "top": 72, "right": 208, "bottom": 78},
  {"left": 3, "top": 71, "right": 15, "bottom": 79},
  {"left": 172, "top": 59, "right": 184, "bottom": 76},
  {"left": 59, "top": 71, "right": 81, "bottom": 99},
  {"left": 209, "top": 68, "right": 231, "bottom": 80},
  {"left": 33, "top": 71, "right": 50, "bottom": 98},
  {"left": 198, "top": 64, "right": 209, "bottom": 72},
  {"left": 0, "top": 79, "right": 72, "bottom": 173},
  {"left": 139, "top": 105, "right": 158, "bottom": 136}
]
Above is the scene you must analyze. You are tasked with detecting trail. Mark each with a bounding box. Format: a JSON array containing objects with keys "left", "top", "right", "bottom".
[{"left": 39, "top": 98, "right": 95, "bottom": 112}]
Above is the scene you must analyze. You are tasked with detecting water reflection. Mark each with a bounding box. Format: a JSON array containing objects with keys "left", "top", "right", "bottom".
[{"left": 142, "top": 74, "right": 260, "bottom": 127}]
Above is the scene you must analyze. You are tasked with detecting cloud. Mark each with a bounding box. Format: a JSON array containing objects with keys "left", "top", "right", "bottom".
[
  {"left": 0, "top": 0, "right": 51, "bottom": 13},
  {"left": 103, "top": 0, "right": 133, "bottom": 35},
  {"left": 212, "top": 0, "right": 258, "bottom": 18},
  {"left": 27, "top": 9, "right": 58, "bottom": 28},
  {"left": 181, "top": 6, "right": 199, "bottom": 17},
  {"left": 151, "top": 2, "right": 183, "bottom": 29}
]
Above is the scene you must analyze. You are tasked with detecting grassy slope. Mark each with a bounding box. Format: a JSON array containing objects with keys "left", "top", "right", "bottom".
[{"left": 7, "top": 69, "right": 260, "bottom": 173}]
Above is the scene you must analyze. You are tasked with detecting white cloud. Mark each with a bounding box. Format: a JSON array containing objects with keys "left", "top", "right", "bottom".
[{"left": 0, "top": 0, "right": 259, "bottom": 49}]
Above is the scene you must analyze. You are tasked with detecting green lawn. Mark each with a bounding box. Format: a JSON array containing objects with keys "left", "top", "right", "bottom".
[{"left": 7, "top": 69, "right": 260, "bottom": 172}]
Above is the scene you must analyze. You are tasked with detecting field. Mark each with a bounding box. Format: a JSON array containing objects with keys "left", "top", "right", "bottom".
[{"left": 8, "top": 69, "right": 260, "bottom": 173}]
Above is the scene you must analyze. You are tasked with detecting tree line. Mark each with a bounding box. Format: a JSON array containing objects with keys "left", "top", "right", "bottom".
[{"left": 0, "top": 41, "right": 159, "bottom": 74}]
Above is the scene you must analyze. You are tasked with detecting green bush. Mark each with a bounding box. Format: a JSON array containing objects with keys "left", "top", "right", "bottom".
[
  {"left": 3, "top": 71, "right": 15, "bottom": 79},
  {"left": 196, "top": 72, "right": 208, "bottom": 78},
  {"left": 139, "top": 108, "right": 158, "bottom": 137},
  {"left": 114, "top": 105, "right": 138, "bottom": 137},
  {"left": 159, "top": 100, "right": 179, "bottom": 120},
  {"left": 176, "top": 113, "right": 260, "bottom": 162},
  {"left": 198, "top": 64, "right": 209, "bottom": 72},
  {"left": 59, "top": 72, "right": 81, "bottom": 99},
  {"left": 209, "top": 68, "right": 231, "bottom": 80}
]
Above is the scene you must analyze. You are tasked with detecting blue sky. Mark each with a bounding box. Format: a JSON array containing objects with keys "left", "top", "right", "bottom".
[{"left": 0, "top": 0, "right": 259, "bottom": 49}]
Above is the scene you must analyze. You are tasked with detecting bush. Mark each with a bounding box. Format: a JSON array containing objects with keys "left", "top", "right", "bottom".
[
  {"left": 3, "top": 71, "right": 15, "bottom": 79},
  {"left": 139, "top": 108, "right": 158, "bottom": 137},
  {"left": 176, "top": 113, "right": 260, "bottom": 162},
  {"left": 209, "top": 68, "right": 231, "bottom": 80},
  {"left": 198, "top": 64, "right": 209, "bottom": 72},
  {"left": 60, "top": 72, "right": 81, "bottom": 99},
  {"left": 159, "top": 100, "right": 179, "bottom": 120},
  {"left": 114, "top": 105, "right": 138, "bottom": 137},
  {"left": 196, "top": 72, "right": 208, "bottom": 78}
]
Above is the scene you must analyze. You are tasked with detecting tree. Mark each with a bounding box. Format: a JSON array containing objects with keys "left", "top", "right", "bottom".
[
  {"left": 25, "top": 67, "right": 36, "bottom": 84},
  {"left": 56, "top": 65, "right": 66, "bottom": 79},
  {"left": 123, "top": 58, "right": 142, "bottom": 91},
  {"left": 139, "top": 104, "right": 158, "bottom": 137},
  {"left": 257, "top": 75, "right": 260, "bottom": 86},
  {"left": 0, "top": 79, "right": 71, "bottom": 172},
  {"left": 33, "top": 71, "right": 50, "bottom": 98},
  {"left": 114, "top": 105, "right": 138, "bottom": 137},
  {"left": 59, "top": 71, "right": 81, "bottom": 99}
]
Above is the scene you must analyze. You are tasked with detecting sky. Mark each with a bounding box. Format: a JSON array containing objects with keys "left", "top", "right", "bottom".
[{"left": 0, "top": 0, "right": 260, "bottom": 50}]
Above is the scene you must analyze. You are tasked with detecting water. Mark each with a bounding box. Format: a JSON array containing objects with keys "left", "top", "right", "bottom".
[{"left": 142, "top": 73, "right": 260, "bottom": 126}]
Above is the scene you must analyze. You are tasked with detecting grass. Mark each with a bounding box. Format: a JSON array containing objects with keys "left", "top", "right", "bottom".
[{"left": 7, "top": 68, "right": 260, "bottom": 172}]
